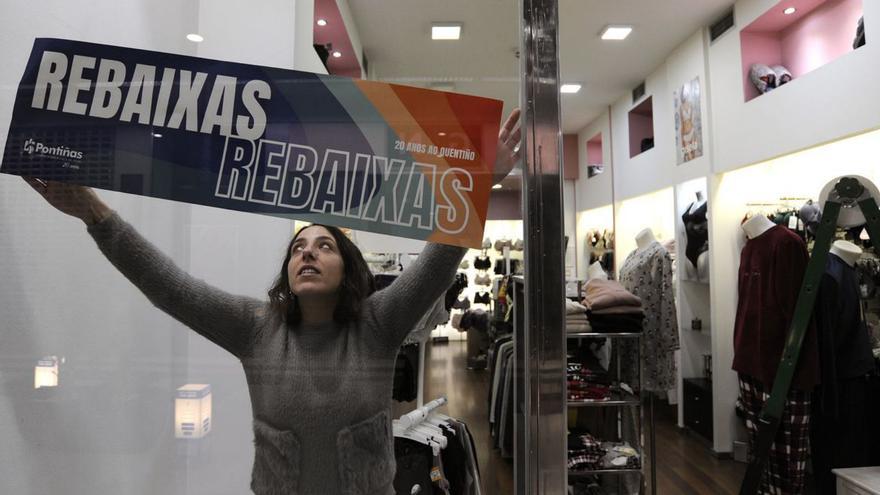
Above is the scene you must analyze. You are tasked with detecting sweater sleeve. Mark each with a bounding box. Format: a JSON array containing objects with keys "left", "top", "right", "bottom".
[
  {"left": 87, "top": 212, "right": 262, "bottom": 358},
  {"left": 363, "top": 242, "right": 467, "bottom": 351}
]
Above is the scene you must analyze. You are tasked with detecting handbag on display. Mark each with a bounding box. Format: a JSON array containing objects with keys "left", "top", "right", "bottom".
[
  {"left": 513, "top": 239, "right": 524, "bottom": 251},
  {"left": 749, "top": 63, "right": 776, "bottom": 93},
  {"left": 771, "top": 65, "right": 792, "bottom": 86}
]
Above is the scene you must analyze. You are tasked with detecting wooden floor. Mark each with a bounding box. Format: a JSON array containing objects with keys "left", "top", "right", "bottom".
[{"left": 394, "top": 340, "right": 748, "bottom": 494}]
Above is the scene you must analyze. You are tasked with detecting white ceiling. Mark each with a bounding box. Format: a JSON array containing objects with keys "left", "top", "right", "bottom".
[{"left": 347, "top": 0, "right": 735, "bottom": 134}]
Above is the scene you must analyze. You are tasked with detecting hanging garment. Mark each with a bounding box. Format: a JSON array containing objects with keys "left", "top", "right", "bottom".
[
  {"left": 444, "top": 273, "right": 469, "bottom": 312},
  {"left": 452, "top": 297, "right": 471, "bottom": 311},
  {"left": 810, "top": 253, "right": 876, "bottom": 494},
  {"left": 474, "top": 273, "right": 492, "bottom": 286},
  {"left": 733, "top": 225, "right": 819, "bottom": 390},
  {"left": 681, "top": 200, "right": 709, "bottom": 269},
  {"left": 474, "top": 255, "right": 491, "bottom": 270},
  {"left": 473, "top": 292, "right": 492, "bottom": 305},
  {"left": 618, "top": 241, "right": 679, "bottom": 391},
  {"left": 393, "top": 344, "right": 420, "bottom": 402},
  {"left": 739, "top": 374, "right": 812, "bottom": 495}
]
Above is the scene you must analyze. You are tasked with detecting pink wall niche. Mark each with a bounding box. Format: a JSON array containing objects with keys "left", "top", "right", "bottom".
[
  {"left": 563, "top": 134, "right": 580, "bottom": 180},
  {"left": 587, "top": 133, "right": 603, "bottom": 165},
  {"left": 487, "top": 190, "right": 522, "bottom": 220},
  {"left": 781, "top": 0, "right": 864, "bottom": 77},
  {"left": 739, "top": 0, "right": 864, "bottom": 101},
  {"left": 628, "top": 97, "right": 654, "bottom": 158}
]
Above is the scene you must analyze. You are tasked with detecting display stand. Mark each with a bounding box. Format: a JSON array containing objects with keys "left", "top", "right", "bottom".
[{"left": 567, "top": 329, "right": 657, "bottom": 495}]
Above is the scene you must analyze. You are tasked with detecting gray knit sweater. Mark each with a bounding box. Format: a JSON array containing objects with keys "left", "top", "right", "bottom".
[{"left": 88, "top": 213, "right": 466, "bottom": 495}]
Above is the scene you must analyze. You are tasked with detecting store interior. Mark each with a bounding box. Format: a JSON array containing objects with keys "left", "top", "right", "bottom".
[{"left": 1, "top": 0, "right": 880, "bottom": 494}]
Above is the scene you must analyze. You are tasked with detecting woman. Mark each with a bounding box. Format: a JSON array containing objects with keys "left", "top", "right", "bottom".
[{"left": 23, "top": 109, "right": 521, "bottom": 495}]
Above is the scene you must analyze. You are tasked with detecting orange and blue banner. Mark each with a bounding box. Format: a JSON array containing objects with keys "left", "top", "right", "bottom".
[{"left": 1, "top": 38, "right": 503, "bottom": 247}]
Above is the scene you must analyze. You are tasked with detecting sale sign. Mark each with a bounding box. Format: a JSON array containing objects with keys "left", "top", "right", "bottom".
[{"left": 1, "top": 39, "right": 503, "bottom": 247}]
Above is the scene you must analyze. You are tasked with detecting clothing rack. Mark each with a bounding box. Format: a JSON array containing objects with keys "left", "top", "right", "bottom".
[{"left": 397, "top": 396, "right": 448, "bottom": 428}]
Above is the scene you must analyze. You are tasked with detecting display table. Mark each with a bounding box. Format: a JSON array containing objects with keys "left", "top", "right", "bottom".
[{"left": 834, "top": 467, "right": 880, "bottom": 495}]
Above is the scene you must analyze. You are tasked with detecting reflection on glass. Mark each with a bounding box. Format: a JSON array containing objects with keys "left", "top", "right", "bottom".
[
  {"left": 33, "top": 355, "right": 60, "bottom": 389},
  {"left": 175, "top": 384, "right": 213, "bottom": 439}
]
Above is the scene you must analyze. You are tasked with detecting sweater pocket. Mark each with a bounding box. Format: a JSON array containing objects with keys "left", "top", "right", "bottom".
[
  {"left": 251, "top": 418, "right": 301, "bottom": 495},
  {"left": 336, "top": 410, "right": 396, "bottom": 495}
]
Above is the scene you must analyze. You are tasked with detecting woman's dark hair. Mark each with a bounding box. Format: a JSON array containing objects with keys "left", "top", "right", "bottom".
[{"left": 268, "top": 224, "right": 375, "bottom": 325}]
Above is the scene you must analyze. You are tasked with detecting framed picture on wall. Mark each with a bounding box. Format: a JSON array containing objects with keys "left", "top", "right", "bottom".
[{"left": 674, "top": 76, "right": 703, "bottom": 165}]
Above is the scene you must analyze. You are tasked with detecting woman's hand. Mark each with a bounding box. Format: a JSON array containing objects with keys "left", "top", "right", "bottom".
[
  {"left": 23, "top": 177, "right": 112, "bottom": 225},
  {"left": 492, "top": 108, "right": 522, "bottom": 186}
]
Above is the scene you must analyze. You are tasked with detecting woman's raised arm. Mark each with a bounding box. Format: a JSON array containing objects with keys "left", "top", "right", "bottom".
[{"left": 24, "top": 178, "right": 262, "bottom": 359}]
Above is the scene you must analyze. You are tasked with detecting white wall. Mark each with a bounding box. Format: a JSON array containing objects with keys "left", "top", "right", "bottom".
[
  {"left": 612, "top": 32, "right": 714, "bottom": 202},
  {"left": 708, "top": 0, "right": 880, "bottom": 173},
  {"left": 0, "top": 2, "right": 312, "bottom": 493},
  {"left": 575, "top": 109, "right": 614, "bottom": 211}
]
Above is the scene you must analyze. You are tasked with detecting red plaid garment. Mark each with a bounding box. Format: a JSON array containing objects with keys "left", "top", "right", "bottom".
[
  {"left": 567, "top": 433, "right": 607, "bottom": 471},
  {"left": 738, "top": 374, "right": 812, "bottom": 495}
]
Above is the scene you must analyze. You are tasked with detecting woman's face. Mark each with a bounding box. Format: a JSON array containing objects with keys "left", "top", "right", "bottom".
[{"left": 287, "top": 226, "right": 345, "bottom": 298}]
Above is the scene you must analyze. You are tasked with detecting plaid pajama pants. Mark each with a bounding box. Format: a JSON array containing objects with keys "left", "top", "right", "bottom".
[{"left": 738, "top": 374, "right": 812, "bottom": 495}]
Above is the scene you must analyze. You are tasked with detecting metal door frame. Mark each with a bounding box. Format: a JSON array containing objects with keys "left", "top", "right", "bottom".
[{"left": 516, "top": 0, "right": 566, "bottom": 493}]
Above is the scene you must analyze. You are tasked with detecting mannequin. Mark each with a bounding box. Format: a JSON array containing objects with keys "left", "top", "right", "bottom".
[
  {"left": 635, "top": 228, "right": 657, "bottom": 251},
  {"left": 682, "top": 191, "right": 709, "bottom": 282},
  {"left": 830, "top": 240, "right": 861, "bottom": 267},
  {"left": 811, "top": 238, "right": 874, "bottom": 494},
  {"left": 586, "top": 260, "right": 608, "bottom": 281},
  {"left": 741, "top": 213, "right": 776, "bottom": 240}
]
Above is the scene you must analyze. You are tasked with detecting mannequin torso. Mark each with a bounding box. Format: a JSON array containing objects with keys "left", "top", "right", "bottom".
[
  {"left": 635, "top": 228, "right": 657, "bottom": 251},
  {"left": 742, "top": 214, "right": 776, "bottom": 239},
  {"left": 830, "top": 240, "right": 862, "bottom": 267}
]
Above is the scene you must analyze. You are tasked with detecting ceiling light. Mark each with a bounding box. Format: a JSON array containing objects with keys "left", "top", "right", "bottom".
[
  {"left": 438, "top": 132, "right": 447, "bottom": 137},
  {"left": 152, "top": 133, "right": 163, "bottom": 138},
  {"left": 432, "top": 23, "right": 462, "bottom": 40},
  {"left": 186, "top": 33, "right": 204, "bottom": 43},
  {"left": 332, "top": 51, "right": 342, "bottom": 58},
  {"left": 316, "top": 19, "right": 327, "bottom": 26},
  {"left": 783, "top": 7, "right": 796, "bottom": 15},
  {"left": 493, "top": 184, "right": 503, "bottom": 190},
  {"left": 560, "top": 84, "right": 582, "bottom": 94},
  {"left": 600, "top": 25, "right": 633, "bottom": 41}
]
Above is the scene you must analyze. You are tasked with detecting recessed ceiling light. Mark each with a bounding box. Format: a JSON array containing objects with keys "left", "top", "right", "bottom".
[
  {"left": 432, "top": 23, "right": 462, "bottom": 40},
  {"left": 316, "top": 19, "right": 327, "bottom": 26},
  {"left": 332, "top": 51, "right": 342, "bottom": 58},
  {"left": 560, "top": 84, "right": 582, "bottom": 94},
  {"left": 600, "top": 25, "right": 633, "bottom": 41},
  {"left": 783, "top": 7, "right": 796, "bottom": 15},
  {"left": 492, "top": 184, "right": 503, "bottom": 190},
  {"left": 152, "top": 133, "right": 163, "bottom": 138},
  {"left": 438, "top": 132, "right": 447, "bottom": 137},
  {"left": 186, "top": 33, "right": 204, "bottom": 43}
]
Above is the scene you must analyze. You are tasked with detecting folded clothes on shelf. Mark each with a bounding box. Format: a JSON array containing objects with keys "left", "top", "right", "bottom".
[
  {"left": 568, "top": 431, "right": 641, "bottom": 472},
  {"left": 581, "top": 279, "right": 642, "bottom": 311},
  {"left": 587, "top": 312, "right": 644, "bottom": 333},
  {"left": 567, "top": 432, "right": 606, "bottom": 471},
  {"left": 566, "top": 299, "right": 589, "bottom": 315}
]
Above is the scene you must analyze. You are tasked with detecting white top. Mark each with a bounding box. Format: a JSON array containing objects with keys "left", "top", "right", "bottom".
[{"left": 587, "top": 260, "right": 608, "bottom": 281}]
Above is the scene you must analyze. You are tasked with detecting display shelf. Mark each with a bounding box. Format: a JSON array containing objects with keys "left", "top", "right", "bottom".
[
  {"left": 567, "top": 331, "right": 641, "bottom": 339},
  {"left": 569, "top": 467, "right": 643, "bottom": 476},
  {"left": 628, "top": 96, "right": 655, "bottom": 158},
  {"left": 568, "top": 391, "right": 641, "bottom": 407},
  {"left": 740, "top": 0, "right": 864, "bottom": 102}
]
